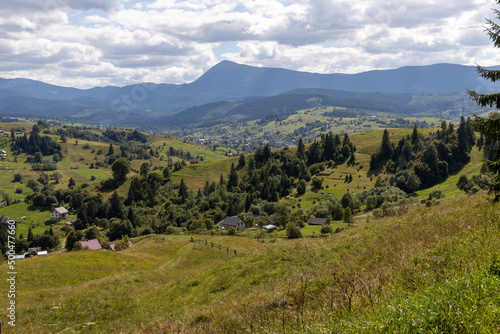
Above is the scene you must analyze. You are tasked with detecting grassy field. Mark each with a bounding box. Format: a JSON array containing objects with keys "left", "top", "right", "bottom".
[
  {"left": 0, "top": 125, "right": 484, "bottom": 237},
  {"left": 170, "top": 157, "right": 237, "bottom": 190},
  {"left": 0, "top": 202, "right": 73, "bottom": 236},
  {"left": 150, "top": 135, "right": 232, "bottom": 162},
  {"left": 416, "top": 146, "right": 484, "bottom": 199},
  {"left": 1, "top": 192, "right": 499, "bottom": 333}
]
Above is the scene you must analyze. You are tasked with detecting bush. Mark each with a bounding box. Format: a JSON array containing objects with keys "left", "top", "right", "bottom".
[
  {"left": 373, "top": 208, "right": 384, "bottom": 219},
  {"left": 297, "top": 179, "right": 307, "bottom": 195},
  {"left": 286, "top": 222, "right": 302, "bottom": 239},
  {"left": 469, "top": 186, "right": 481, "bottom": 194},
  {"left": 311, "top": 177, "right": 323, "bottom": 191},
  {"left": 428, "top": 189, "right": 445, "bottom": 200},
  {"left": 321, "top": 224, "right": 334, "bottom": 234},
  {"left": 138, "top": 226, "right": 155, "bottom": 236},
  {"left": 227, "top": 227, "right": 237, "bottom": 236},
  {"left": 114, "top": 235, "right": 130, "bottom": 251},
  {"left": 165, "top": 225, "right": 180, "bottom": 235}
]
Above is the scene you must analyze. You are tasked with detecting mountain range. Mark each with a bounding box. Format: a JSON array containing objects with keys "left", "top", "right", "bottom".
[{"left": 0, "top": 61, "right": 497, "bottom": 127}]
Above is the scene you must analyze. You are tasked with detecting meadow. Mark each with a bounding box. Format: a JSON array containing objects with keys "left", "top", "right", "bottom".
[
  {"left": 1, "top": 192, "right": 499, "bottom": 333},
  {"left": 0, "top": 122, "right": 483, "bottom": 238}
]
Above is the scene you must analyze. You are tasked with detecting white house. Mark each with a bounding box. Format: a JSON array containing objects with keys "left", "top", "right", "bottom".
[
  {"left": 217, "top": 216, "right": 246, "bottom": 232},
  {"left": 50, "top": 207, "right": 69, "bottom": 221},
  {"left": 0, "top": 150, "right": 6, "bottom": 158}
]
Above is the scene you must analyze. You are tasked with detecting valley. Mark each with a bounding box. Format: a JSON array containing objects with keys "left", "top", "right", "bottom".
[{"left": 0, "top": 62, "right": 499, "bottom": 334}]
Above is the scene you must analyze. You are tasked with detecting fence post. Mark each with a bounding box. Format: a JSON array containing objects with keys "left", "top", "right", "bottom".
[
  {"left": 227, "top": 247, "right": 229, "bottom": 253},
  {"left": 234, "top": 250, "right": 237, "bottom": 255},
  {"left": 190, "top": 237, "right": 193, "bottom": 242},
  {"left": 205, "top": 239, "right": 207, "bottom": 245},
  {"left": 211, "top": 242, "right": 213, "bottom": 247}
]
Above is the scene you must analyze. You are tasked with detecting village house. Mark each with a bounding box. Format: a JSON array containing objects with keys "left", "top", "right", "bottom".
[
  {"left": 189, "top": 158, "right": 203, "bottom": 164},
  {"left": 50, "top": 207, "right": 69, "bottom": 221},
  {"left": 0, "top": 214, "right": 14, "bottom": 226},
  {"left": 217, "top": 216, "right": 246, "bottom": 232},
  {"left": 27, "top": 247, "right": 41, "bottom": 256},
  {"left": 307, "top": 217, "right": 328, "bottom": 226},
  {"left": 80, "top": 239, "right": 102, "bottom": 250},
  {"left": 263, "top": 224, "right": 278, "bottom": 233}
]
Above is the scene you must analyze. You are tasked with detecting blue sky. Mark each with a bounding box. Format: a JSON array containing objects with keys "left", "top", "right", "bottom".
[{"left": 0, "top": 0, "right": 498, "bottom": 88}]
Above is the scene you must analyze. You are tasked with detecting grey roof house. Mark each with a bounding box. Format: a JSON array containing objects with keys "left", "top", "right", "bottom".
[
  {"left": 307, "top": 217, "right": 328, "bottom": 226},
  {"left": 217, "top": 216, "right": 246, "bottom": 232}
]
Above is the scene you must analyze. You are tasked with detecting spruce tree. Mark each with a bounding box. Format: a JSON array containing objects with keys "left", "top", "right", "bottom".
[
  {"left": 380, "top": 129, "right": 394, "bottom": 160},
  {"left": 178, "top": 178, "right": 189, "bottom": 202},
  {"left": 297, "top": 138, "right": 306, "bottom": 160},
  {"left": 27, "top": 227, "right": 34, "bottom": 243},
  {"left": 107, "top": 143, "right": 114, "bottom": 156},
  {"left": 227, "top": 163, "right": 238, "bottom": 191},
  {"left": 467, "top": 1, "right": 500, "bottom": 200}
]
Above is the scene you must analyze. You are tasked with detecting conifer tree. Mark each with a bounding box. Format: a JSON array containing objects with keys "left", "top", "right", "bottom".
[
  {"left": 468, "top": 1, "right": 500, "bottom": 200},
  {"left": 179, "top": 178, "right": 189, "bottom": 202},
  {"left": 297, "top": 137, "right": 306, "bottom": 160},
  {"left": 107, "top": 143, "right": 114, "bottom": 156},
  {"left": 227, "top": 163, "right": 238, "bottom": 191},
  {"left": 380, "top": 129, "right": 394, "bottom": 160}
]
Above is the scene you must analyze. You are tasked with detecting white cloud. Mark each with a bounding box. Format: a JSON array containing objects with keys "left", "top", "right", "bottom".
[{"left": 0, "top": 0, "right": 497, "bottom": 88}]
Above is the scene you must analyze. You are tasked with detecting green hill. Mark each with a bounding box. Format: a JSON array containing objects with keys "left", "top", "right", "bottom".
[
  {"left": 1, "top": 192, "right": 499, "bottom": 333},
  {"left": 0, "top": 123, "right": 485, "bottom": 236}
]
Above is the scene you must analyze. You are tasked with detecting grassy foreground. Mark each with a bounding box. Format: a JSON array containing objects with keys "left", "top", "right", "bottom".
[{"left": 1, "top": 192, "right": 500, "bottom": 333}]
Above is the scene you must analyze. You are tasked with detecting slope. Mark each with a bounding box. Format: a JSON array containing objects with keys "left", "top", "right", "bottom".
[{"left": 1, "top": 192, "right": 498, "bottom": 333}]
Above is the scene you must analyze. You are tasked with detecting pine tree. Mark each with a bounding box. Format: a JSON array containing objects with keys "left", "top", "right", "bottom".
[
  {"left": 297, "top": 138, "right": 306, "bottom": 160},
  {"left": 238, "top": 154, "right": 246, "bottom": 169},
  {"left": 162, "top": 166, "right": 171, "bottom": 180},
  {"left": 227, "top": 163, "right": 238, "bottom": 191},
  {"left": 380, "top": 129, "right": 394, "bottom": 160},
  {"left": 411, "top": 125, "right": 419, "bottom": 145},
  {"left": 179, "top": 178, "right": 189, "bottom": 202},
  {"left": 27, "top": 227, "right": 34, "bottom": 243},
  {"left": 467, "top": 2, "right": 500, "bottom": 200},
  {"left": 107, "top": 143, "right": 114, "bottom": 156}
]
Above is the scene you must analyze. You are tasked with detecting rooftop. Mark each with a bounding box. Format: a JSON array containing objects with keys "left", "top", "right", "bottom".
[{"left": 80, "top": 239, "right": 102, "bottom": 250}]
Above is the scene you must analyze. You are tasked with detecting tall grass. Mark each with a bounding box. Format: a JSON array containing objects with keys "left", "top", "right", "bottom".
[
  {"left": 336, "top": 270, "right": 500, "bottom": 333},
  {"left": 1, "top": 192, "right": 499, "bottom": 334}
]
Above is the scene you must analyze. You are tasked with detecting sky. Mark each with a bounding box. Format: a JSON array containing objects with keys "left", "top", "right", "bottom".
[{"left": 0, "top": 0, "right": 499, "bottom": 88}]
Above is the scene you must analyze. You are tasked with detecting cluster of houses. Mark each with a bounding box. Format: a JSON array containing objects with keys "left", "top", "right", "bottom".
[
  {"left": 188, "top": 133, "right": 296, "bottom": 153},
  {"left": 2, "top": 204, "right": 134, "bottom": 260},
  {"left": 216, "top": 213, "right": 329, "bottom": 234}
]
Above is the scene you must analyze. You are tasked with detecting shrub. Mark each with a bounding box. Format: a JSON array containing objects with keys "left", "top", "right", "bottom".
[
  {"left": 297, "top": 179, "right": 307, "bottom": 195},
  {"left": 286, "top": 222, "right": 302, "bottom": 239},
  {"left": 428, "top": 189, "right": 445, "bottom": 200},
  {"left": 373, "top": 208, "right": 384, "bottom": 219},
  {"left": 165, "top": 225, "right": 180, "bottom": 235},
  {"left": 321, "top": 224, "right": 334, "bottom": 234}
]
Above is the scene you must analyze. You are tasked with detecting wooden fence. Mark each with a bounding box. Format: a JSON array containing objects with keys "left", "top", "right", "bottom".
[{"left": 189, "top": 237, "right": 240, "bottom": 255}]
